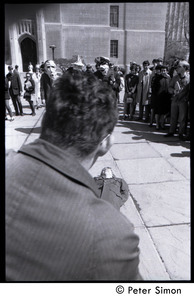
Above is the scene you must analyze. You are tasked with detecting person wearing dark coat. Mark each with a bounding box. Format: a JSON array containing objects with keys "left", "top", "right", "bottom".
[
  {"left": 40, "top": 60, "right": 57, "bottom": 108},
  {"left": 6, "top": 65, "right": 23, "bottom": 116},
  {"left": 154, "top": 65, "right": 171, "bottom": 129},
  {"left": 149, "top": 65, "right": 161, "bottom": 127}
]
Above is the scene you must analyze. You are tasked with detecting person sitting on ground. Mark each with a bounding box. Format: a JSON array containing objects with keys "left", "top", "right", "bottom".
[{"left": 6, "top": 70, "right": 142, "bottom": 281}]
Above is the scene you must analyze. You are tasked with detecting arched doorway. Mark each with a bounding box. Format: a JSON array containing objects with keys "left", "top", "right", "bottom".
[{"left": 20, "top": 37, "right": 37, "bottom": 72}]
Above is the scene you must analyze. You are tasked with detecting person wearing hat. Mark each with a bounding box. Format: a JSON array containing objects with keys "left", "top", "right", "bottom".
[
  {"left": 72, "top": 55, "right": 85, "bottom": 71},
  {"left": 6, "top": 65, "right": 23, "bottom": 116},
  {"left": 165, "top": 60, "right": 190, "bottom": 140},
  {"left": 94, "top": 57, "right": 116, "bottom": 90}
]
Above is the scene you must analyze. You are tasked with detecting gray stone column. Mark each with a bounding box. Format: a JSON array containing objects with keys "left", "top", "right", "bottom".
[{"left": 36, "top": 9, "right": 47, "bottom": 63}]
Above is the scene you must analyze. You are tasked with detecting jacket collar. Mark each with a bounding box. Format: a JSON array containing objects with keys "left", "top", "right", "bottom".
[{"left": 18, "top": 138, "right": 99, "bottom": 197}]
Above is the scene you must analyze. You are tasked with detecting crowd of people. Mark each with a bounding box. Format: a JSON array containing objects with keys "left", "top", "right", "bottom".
[{"left": 5, "top": 55, "right": 190, "bottom": 141}]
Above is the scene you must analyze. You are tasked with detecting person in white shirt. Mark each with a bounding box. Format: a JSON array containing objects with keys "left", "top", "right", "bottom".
[{"left": 32, "top": 65, "right": 42, "bottom": 109}]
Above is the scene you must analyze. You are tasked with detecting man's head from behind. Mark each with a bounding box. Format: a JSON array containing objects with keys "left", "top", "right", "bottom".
[{"left": 40, "top": 71, "right": 118, "bottom": 161}]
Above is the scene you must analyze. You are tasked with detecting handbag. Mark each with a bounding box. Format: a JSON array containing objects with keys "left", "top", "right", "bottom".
[
  {"left": 24, "top": 91, "right": 31, "bottom": 98},
  {"left": 126, "top": 92, "right": 133, "bottom": 103}
]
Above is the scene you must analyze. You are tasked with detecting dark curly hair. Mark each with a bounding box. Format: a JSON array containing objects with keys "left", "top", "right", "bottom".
[{"left": 40, "top": 70, "right": 118, "bottom": 157}]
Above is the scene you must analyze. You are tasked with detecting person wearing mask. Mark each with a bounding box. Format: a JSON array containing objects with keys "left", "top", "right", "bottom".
[
  {"left": 40, "top": 60, "right": 57, "bottom": 108},
  {"left": 94, "top": 57, "right": 115, "bottom": 90}
]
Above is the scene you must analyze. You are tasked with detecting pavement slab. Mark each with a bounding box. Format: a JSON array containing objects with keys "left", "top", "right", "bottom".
[
  {"left": 116, "top": 157, "right": 186, "bottom": 184},
  {"left": 129, "top": 181, "right": 190, "bottom": 226},
  {"left": 135, "top": 226, "right": 171, "bottom": 280},
  {"left": 110, "top": 142, "right": 160, "bottom": 160},
  {"left": 149, "top": 141, "right": 190, "bottom": 158},
  {"left": 148, "top": 224, "right": 191, "bottom": 280},
  {"left": 167, "top": 157, "right": 190, "bottom": 180}
]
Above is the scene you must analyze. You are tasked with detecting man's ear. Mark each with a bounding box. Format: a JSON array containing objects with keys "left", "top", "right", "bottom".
[
  {"left": 89, "top": 134, "right": 114, "bottom": 169},
  {"left": 97, "top": 134, "right": 114, "bottom": 157}
]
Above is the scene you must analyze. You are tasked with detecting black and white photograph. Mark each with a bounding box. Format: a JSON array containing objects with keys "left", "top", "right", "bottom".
[{"left": 4, "top": 1, "right": 191, "bottom": 294}]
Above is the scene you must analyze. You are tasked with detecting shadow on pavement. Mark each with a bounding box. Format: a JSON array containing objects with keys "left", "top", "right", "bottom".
[
  {"left": 170, "top": 151, "right": 190, "bottom": 157},
  {"left": 116, "top": 120, "right": 190, "bottom": 151},
  {"left": 15, "top": 127, "right": 41, "bottom": 134}
]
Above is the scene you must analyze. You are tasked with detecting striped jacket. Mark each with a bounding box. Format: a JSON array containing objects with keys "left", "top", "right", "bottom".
[{"left": 6, "top": 138, "right": 142, "bottom": 281}]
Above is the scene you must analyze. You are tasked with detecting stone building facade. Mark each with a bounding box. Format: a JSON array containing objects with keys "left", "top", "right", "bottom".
[
  {"left": 164, "top": 2, "right": 190, "bottom": 62},
  {"left": 5, "top": 3, "right": 168, "bottom": 72}
]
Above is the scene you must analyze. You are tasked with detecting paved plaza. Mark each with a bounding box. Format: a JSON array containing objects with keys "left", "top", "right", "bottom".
[{"left": 5, "top": 98, "right": 190, "bottom": 281}]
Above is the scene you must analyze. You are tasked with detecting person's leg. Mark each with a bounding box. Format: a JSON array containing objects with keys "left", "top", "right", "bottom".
[
  {"left": 138, "top": 101, "right": 143, "bottom": 119},
  {"left": 168, "top": 99, "right": 179, "bottom": 134},
  {"left": 16, "top": 95, "right": 23, "bottom": 115},
  {"left": 11, "top": 95, "right": 19, "bottom": 115},
  {"left": 29, "top": 100, "right": 36, "bottom": 116},
  {"left": 144, "top": 105, "right": 150, "bottom": 122},
  {"left": 155, "top": 114, "right": 160, "bottom": 129},
  {"left": 123, "top": 94, "right": 128, "bottom": 119},
  {"left": 178, "top": 101, "right": 188, "bottom": 136},
  {"left": 126, "top": 103, "right": 130, "bottom": 117},
  {"left": 160, "top": 114, "right": 165, "bottom": 129},
  {"left": 130, "top": 103, "right": 134, "bottom": 119},
  {"left": 5, "top": 100, "right": 14, "bottom": 120},
  {"left": 149, "top": 108, "right": 154, "bottom": 126}
]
